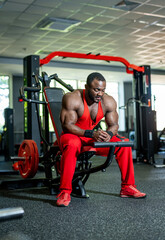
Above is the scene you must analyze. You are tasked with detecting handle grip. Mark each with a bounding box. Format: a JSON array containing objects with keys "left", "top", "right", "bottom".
[{"left": 93, "top": 141, "right": 134, "bottom": 148}]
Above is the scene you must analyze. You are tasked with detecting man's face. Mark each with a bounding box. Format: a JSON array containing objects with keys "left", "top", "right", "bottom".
[{"left": 86, "top": 79, "right": 106, "bottom": 103}]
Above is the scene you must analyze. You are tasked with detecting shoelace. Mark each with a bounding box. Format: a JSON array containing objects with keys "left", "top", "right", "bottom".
[
  {"left": 129, "top": 185, "right": 139, "bottom": 193},
  {"left": 56, "top": 192, "right": 70, "bottom": 200},
  {"left": 56, "top": 192, "right": 64, "bottom": 199}
]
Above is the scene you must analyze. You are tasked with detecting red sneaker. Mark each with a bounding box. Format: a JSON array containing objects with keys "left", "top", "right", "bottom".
[
  {"left": 56, "top": 192, "right": 71, "bottom": 207},
  {"left": 120, "top": 185, "right": 146, "bottom": 198}
]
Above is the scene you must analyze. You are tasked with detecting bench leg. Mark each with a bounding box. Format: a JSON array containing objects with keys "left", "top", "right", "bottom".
[{"left": 72, "top": 178, "right": 89, "bottom": 198}]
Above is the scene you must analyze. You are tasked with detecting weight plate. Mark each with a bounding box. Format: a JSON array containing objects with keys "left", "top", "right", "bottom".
[
  {"left": 31, "top": 140, "right": 39, "bottom": 176},
  {"left": 18, "top": 140, "right": 39, "bottom": 178}
]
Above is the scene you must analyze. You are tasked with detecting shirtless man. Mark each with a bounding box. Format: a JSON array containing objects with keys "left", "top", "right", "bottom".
[{"left": 56, "top": 72, "right": 146, "bottom": 207}]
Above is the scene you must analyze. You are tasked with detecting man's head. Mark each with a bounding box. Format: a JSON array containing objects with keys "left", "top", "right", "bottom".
[
  {"left": 86, "top": 72, "right": 106, "bottom": 87},
  {"left": 85, "top": 72, "right": 106, "bottom": 103}
]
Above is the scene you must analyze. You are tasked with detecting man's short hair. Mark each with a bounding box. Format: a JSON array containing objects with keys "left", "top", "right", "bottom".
[{"left": 86, "top": 72, "right": 106, "bottom": 86}]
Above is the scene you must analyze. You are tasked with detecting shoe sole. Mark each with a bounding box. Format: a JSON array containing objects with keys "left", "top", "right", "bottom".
[
  {"left": 120, "top": 194, "right": 146, "bottom": 199},
  {"left": 56, "top": 204, "right": 69, "bottom": 207},
  {"left": 56, "top": 201, "right": 70, "bottom": 207}
]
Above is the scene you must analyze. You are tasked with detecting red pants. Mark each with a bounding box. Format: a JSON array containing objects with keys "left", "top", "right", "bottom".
[{"left": 59, "top": 134, "right": 135, "bottom": 194}]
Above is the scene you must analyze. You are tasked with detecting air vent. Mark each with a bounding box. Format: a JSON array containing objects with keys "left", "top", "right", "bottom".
[
  {"left": 36, "top": 50, "right": 52, "bottom": 55},
  {"left": 113, "top": 0, "right": 140, "bottom": 11},
  {"left": 37, "top": 17, "right": 81, "bottom": 32}
]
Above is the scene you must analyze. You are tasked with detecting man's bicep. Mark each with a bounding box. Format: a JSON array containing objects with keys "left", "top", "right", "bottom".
[
  {"left": 61, "top": 108, "right": 78, "bottom": 126},
  {"left": 105, "top": 110, "right": 119, "bottom": 127},
  {"left": 104, "top": 95, "right": 119, "bottom": 126}
]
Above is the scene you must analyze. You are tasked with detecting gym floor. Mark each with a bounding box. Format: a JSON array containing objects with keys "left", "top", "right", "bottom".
[{"left": 0, "top": 156, "right": 165, "bottom": 240}]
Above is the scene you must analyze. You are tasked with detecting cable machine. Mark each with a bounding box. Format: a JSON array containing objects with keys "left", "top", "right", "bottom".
[
  {"left": 133, "top": 66, "right": 157, "bottom": 163},
  {"left": 24, "top": 51, "right": 157, "bottom": 163}
]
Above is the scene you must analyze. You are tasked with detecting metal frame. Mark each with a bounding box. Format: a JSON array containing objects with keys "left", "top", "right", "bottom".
[{"left": 39, "top": 51, "right": 144, "bottom": 74}]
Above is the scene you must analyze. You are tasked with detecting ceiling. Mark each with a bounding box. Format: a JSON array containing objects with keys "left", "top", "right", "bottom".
[{"left": 0, "top": 0, "right": 165, "bottom": 71}]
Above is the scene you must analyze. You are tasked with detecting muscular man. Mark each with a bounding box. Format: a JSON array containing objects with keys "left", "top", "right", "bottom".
[{"left": 56, "top": 72, "right": 146, "bottom": 207}]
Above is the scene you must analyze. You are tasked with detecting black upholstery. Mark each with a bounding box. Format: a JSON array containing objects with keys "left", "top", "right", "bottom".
[{"left": 44, "top": 87, "right": 64, "bottom": 140}]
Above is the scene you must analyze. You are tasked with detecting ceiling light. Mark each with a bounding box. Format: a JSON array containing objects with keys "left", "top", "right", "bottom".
[
  {"left": 113, "top": 0, "right": 140, "bottom": 11},
  {"left": 153, "top": 22, "right": 165, "bottom": 27},
  {"left": 37, "top": 17, "right": 81, "bottom": 32},
  {"left": 137, "top": 20, "right": 165, "bottom": 28}
]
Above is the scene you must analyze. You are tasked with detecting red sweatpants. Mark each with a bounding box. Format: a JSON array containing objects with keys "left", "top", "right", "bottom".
[{"left": 59, "top": 134, "right": 135, "bottom": 194}]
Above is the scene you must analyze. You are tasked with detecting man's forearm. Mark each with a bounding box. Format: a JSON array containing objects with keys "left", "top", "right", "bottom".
[
  {"left": 106, "top": 124, "right": 119, "bottom": 136},
  {"left": 62, "top": 123, "right": 85, "bottom": 136}
]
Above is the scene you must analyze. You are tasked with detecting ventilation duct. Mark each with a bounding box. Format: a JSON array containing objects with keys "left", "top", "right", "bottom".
[
  {"left": 37, "top": 17, "right": 81, "bottom": 32},
  {"left": 113, "top": 0, "right": 140, "bottom": 11}
]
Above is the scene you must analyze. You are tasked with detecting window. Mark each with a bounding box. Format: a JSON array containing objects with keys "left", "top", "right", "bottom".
[
  {"left": 103, "top": 81, "right": 119, "bottom": 130},
  {"left": 105, "top": 82, "right": 119, "bottom": 108},
  {"left": 151, "top": 84, "right": 165, "bottom": 131},
  {"left": 78, "top": 80, "right": 86, "bottom": 89},
  {"left": 0, "top": 76, "right": 9, "bottom": 131}
]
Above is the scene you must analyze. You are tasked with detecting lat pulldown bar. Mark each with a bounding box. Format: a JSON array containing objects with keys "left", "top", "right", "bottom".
[{"left": 39, "top": 51, "right": 144, "bottom": 74}]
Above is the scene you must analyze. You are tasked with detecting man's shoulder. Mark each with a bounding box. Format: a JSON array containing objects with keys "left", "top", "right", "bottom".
[
  {"left": 63, "top": 89, "right": 82, "bottom": 106},
  {"left": 103, "top": 93, "right": 115, "bottom": 102},
  {"left": 102, "top": 93, "right": 117, "bottom": 111},
  {"left": 64, "top": 89, "right": 82, "bottom": 99}
]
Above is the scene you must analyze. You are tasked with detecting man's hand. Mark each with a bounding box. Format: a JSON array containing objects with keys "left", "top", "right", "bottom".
[{"left": 93, "top": 129, "right": 111, "bottom": 142}]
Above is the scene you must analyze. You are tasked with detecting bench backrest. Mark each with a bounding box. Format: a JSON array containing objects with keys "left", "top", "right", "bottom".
[{"left": 44, "top": 87, "right": 64, "bottom": 143}]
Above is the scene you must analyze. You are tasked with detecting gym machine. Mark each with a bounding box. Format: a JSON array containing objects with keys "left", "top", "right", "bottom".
[
  {"left": 133, "top": 66, "right": 157, "bottom": 163},
  {"left": 1, "top": 51, "right": 152, "bottom": 196},
  {"left": 1, "top": 71, "right": 133, "bottom": 197},
  {"left": 39, "top": 51, "right": 157, "bottom": 163},
  {"left": 23, "top": 55, "right": 40, "bottom": 153},
  {"left": 3, "top": 108, "right": 14, "bottom": 161},
  {"left": 157, "top": 128, "right": 165, "bottom": 153},
  {"left": 155, "top": 128, "right": 165, "bottom": 167}
]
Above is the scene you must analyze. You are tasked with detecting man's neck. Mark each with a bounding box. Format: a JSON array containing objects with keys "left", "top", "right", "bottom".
[{"left": 85, "top": 90, "right": 96, "bottom": 106}]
